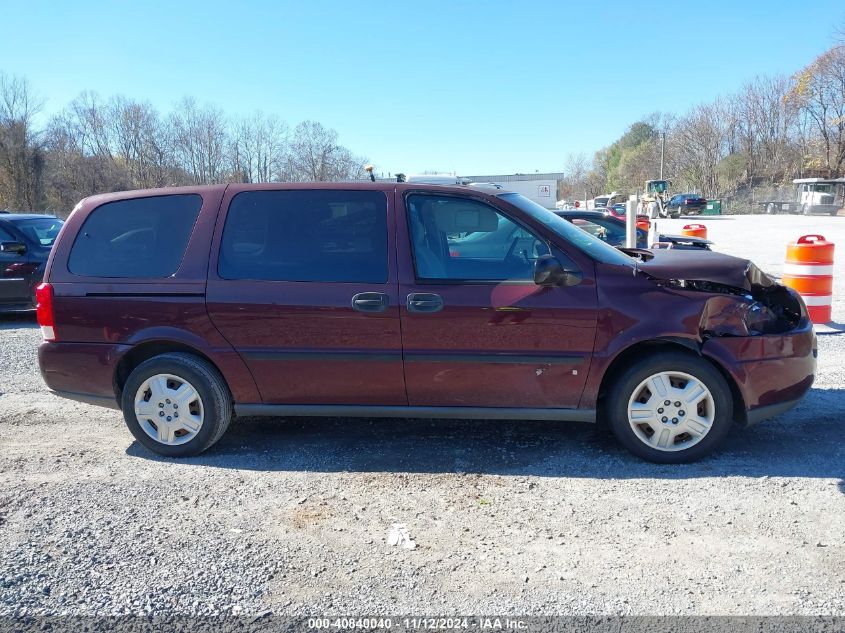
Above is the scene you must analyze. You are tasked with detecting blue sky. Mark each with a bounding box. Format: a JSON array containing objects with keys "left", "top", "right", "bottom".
[{"left": 1, "top": 0, "right": 842, "bottom": 176}]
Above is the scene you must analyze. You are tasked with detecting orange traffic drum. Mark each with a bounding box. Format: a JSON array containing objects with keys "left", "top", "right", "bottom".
[
  {"left": 681, "top": 223, "right": 707, "bottom": 239},
  {"left": 782, "top": 235, "right": 835, "bottom": 324}
]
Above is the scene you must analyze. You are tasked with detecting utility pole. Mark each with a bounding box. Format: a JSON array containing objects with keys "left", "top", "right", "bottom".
[{"left": 659, "top": 132, "right": 666, "bottom": 180}]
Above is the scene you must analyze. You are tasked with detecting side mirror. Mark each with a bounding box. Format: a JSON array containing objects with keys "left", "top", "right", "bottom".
[
  {"left": 0, "top": 241, "right": 26, "bottom": 255},
  {"left": 533, "top": 254, "right": 582, "bottom": 287}
]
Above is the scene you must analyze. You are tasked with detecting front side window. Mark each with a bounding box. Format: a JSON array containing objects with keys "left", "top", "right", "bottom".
[
  {"left": 500, "top": 193, "right": 634, "bottom": 268},
  {"left": 68, "top": 195, "right": 202, "bottom": 278},
  {"left": 407, "top": 194, "right": 549, "bottom": 282},
  {"left": 219, "top": 189, "right": 388, "bottom": 283},
  {"left": 570, "top": 218, "right": 625, "bottom": 245},
  {"left": 568, "top": 218, "right": 647, "bottom": 247}
]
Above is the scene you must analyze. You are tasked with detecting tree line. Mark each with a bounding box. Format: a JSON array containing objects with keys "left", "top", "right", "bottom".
[
  {"left": 0, "top": 75, "right": 369, "bottom": 215},
  {"left": 559, "top": 39, "right": 845, "bottom": 210}
]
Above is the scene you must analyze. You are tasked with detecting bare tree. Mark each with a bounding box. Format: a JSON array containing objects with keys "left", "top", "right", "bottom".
[
  {"left": 107, "top": 95, "right": 174, "bottom": 188},
  {"left": 787, "top": 45, "right": 845, "bottom": 176},
  {"left": 560, "top": 151, "right": 588, "bottom": 200},
  {"left": 669, "top": 100, "right": 730, "bottom": 197},
  {"left": 0, "top": 72, "right": 45, "bottom": 210},
  {"left": 732, "top": 75, "right": 800, "bottom": 185},
  {"left": 169, "top": 97, "right": 229, "bottom": 184},
  {"left": 229, "top": 111, "right": 288, "bottom": 183},
  {"left": 285, "top": 121, "right": 367, "bottom": 181},
  {"left": 43, "top": 92, "right": 131, "bottom": 209}
]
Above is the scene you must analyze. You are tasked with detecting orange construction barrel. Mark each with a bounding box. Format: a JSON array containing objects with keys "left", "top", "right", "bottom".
[
  {"left": 681, "top": 223, "right": 707, "bottom": 239},
  {"left": 782, "top": 234, "right": 835, "bottom": 324}
]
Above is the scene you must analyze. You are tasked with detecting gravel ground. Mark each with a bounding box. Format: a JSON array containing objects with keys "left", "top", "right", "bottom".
[{"left": 0, "top": 214, "right": 843, "bottom": 618}]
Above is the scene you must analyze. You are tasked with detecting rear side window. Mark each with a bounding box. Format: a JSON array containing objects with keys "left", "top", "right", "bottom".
[
  {"left": 68, "top": 195, "right": 202, "bottom": 278},
  {"left": 218, "top": 190, "right": 388, "bottom": 283}
]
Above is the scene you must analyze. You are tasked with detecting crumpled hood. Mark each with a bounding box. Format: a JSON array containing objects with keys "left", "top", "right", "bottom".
[{"left": 635, "top": 249, "right": 775, "bottom": 291}]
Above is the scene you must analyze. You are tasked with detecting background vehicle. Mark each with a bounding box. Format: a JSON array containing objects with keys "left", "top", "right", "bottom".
[
  {"left": 665, "top": 193, "right": 707, "bottom": 217},
  {"left": 37, "top": 183, "right": 811, "bottom": 464},
  {"left": 554, "top": 211, "right": 711, "bottom": 250},
  {"left": 0, "top": 214, "right": 63, "bottom": 312},
  {"left": 640, "top": 179, "right": 671, "bottom": 217},
  {"left": 608, "top": 203, "right": 651, "bottom": 231},
  {"left": 760, "top": 178, "right": 844, "bottom": 216}
]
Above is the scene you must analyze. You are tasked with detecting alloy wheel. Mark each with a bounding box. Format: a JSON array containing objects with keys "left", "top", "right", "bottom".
[
  {"left": 134, "top": 373, "right": 204, "bottom": 446},
  {"left": 627, "top": 371, "right": 715, "bottom": 452}
]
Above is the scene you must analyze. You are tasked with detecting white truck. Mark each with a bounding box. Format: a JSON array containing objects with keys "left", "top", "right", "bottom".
[{"left": 760, "top": 178, "right": 844, "bottom": 216}]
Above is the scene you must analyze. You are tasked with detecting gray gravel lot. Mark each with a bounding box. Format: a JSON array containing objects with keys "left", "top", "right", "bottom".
[{"left": 0, "top": 214, "right": 843, "bottom": 618}]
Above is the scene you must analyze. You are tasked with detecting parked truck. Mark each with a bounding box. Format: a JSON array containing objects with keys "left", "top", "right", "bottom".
[{"left": 760, "top": 178, "right": 844, "bottom": 216}]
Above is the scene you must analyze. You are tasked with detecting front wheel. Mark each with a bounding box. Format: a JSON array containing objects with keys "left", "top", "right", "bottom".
[
  {"left": 766, "top": 203, "right": 776, "bottom": 215},
  {"left": 802, "top": 204, "right": 811, "bottom": 216},
  {"left": 605, "top": 351, "right": 734, "bottom": 463},
  {"left": 121, "top": 352, "right": 233, "bottom": 457}
]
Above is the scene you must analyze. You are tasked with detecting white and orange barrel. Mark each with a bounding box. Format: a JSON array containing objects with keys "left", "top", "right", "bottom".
[
  {"left": 782, "top": 234, "right": 835, "bottom": 324},
  {"left": 681, "top": 223, "right": 707, "bottom": 239}
]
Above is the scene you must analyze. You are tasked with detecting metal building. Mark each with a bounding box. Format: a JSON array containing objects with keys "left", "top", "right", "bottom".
[{"left": 465, "top": 173, "right": 565, "bottom": 209}]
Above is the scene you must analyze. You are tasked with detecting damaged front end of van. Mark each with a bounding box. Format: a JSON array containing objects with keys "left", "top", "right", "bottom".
[{"left": 638, "top": 252, "right": 817, "bottom": 425}]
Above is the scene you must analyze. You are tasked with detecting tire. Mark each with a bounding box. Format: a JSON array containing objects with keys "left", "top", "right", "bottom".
[
  {"left": 802, "top": 204, "right": 811, "bottom": 216},
  {"left": 605, "top": 351, "right": 734, "bottom": 464},
  {"left": 120, "top": 352, "right": 233, "bottom": 457},
  {"left": 766, "top": 203, "right": 776, "bottom": 215}
]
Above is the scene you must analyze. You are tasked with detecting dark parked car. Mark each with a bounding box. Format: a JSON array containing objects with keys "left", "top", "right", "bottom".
[
  {"left": 665, "top": 194, "right": 707, "bottom": 217},
  {"left": 0, "top": 214, "right": 64, "bottom": 312},
  {"left": 554, "top": 211, "right": 712, "bottom": 250},
  {"left": 37, "top": 184, "right": 815, "bottom": 463}
]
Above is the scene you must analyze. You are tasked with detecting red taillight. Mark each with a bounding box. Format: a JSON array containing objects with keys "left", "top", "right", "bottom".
[{"left": 35, "top": 282, "right": 56, "bottom": 341}]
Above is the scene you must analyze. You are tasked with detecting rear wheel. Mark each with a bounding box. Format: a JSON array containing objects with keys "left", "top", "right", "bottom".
[
  {"left": 803, "top": 204, "right": 811, "bottom": 216},
  {"left": 120, "top": 352, "right": 232, "bottom": 457},
  {"left": 766, "top": 203, "right": 776, "bottom": 215},
  {"left": 605, "top": 351, "right": 734, "bottom": 463}
]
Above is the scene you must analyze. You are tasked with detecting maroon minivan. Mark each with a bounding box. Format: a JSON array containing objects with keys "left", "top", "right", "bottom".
[{"left": 36, "top": 183, "right": 816, "bottom": 463}]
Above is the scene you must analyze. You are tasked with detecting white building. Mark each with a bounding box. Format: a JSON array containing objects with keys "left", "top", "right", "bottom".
[{"left": 464, "top": 173, "right": 564, "bottom": 210}]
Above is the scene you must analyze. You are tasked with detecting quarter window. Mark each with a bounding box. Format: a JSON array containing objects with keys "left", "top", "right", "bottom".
[
  {"left": 68, "top": 195, "right": 202, "bottom": 278},
  {"left": 218, "top": 190, "right": 388, "bottom": 283},
  {"left": 407, "top": 194, "right": 549, "bottom": 282}
]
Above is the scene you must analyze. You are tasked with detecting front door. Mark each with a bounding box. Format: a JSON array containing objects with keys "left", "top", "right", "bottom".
[
  {"left": 0, "top": 224, "right": 32, "bottom": 305},
  {"left": 206, "top": 186, "right": 406, "bottom": 405},
  {"left": 397, "top": 191, "right": 597, "bottom": 409}
]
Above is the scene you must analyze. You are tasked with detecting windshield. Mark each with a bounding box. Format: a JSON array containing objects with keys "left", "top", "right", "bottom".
[
  {"left": 499, "top": 193, "right": 635, "bottom": 267},
  {"left": 12, "top": 217, "right": 64, "bottom": 247}
]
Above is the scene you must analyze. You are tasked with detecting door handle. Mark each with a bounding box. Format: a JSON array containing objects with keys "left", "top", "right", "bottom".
[
  {"left": 406, "top": 292, "right": 443, "bottom": 313},
  {"left": 351, "top": 292, "right": 389, "bottom": 313}
]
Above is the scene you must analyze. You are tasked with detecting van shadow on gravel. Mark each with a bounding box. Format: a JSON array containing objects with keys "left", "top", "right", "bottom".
[
  {"left": 0, "top": 313, "right": 36, "bottom": 329},
  {"left": 126, "top": 387, "right": 844, "bottom": 488}
]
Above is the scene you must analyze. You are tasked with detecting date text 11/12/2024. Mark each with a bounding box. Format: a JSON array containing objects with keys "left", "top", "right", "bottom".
[{"left": 307, "top": 617, "right": 529, "bottom": 630}]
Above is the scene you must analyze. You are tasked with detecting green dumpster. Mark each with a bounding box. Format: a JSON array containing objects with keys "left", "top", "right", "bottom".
[{"left": 702, "top": 199, "right": 722, "bottom": 215}]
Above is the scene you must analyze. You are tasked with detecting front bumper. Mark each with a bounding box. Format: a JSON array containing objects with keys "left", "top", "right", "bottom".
[{"left": 702, "top": 318, "right": 817, "bottom": 426}]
